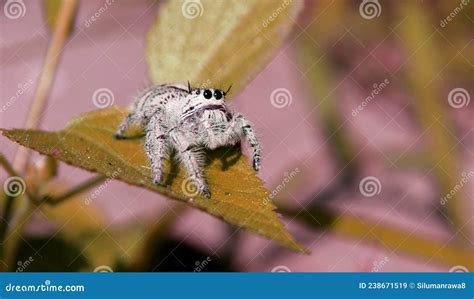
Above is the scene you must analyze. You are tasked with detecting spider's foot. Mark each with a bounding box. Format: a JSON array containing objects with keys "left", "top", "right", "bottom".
[
  {"left": 201, "top": 187, "right": 211, "bottom": 199},
  {"left": 152, "top": 173, "right": 163, "bottom": 185},
  {"left": 113, "top": 133, "right": 126, "bottom": 140},
  {"left": 252, "top": 159, "right": 261, "bottom": 172}
]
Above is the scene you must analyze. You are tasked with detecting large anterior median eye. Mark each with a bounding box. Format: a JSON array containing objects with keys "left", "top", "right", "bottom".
[
  {"left": 203, "top": 89, "right": 212, "bottom": 99},
  {"left": 214, "top": 90, "right": 222, "bottom": 100}
]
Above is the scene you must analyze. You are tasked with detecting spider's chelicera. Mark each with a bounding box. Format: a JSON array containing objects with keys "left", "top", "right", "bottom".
[{"left": 114, "top": 83, "right": 261, "bottom": 199}]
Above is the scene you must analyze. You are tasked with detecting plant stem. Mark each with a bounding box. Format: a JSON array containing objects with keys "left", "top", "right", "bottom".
[
  {"left": 0, "top": 153, "right": 16, "bottom": 177},
  {"left": 13, "top": 0, "right": 78, "bottom": 173},
  {"left": 0, "top": 153, "right": 29, "bottom": 268},
  {"left": 2, "top": 199, "right": 37, "bottom": 271},
  {"left": 47, "top": 175, "right": 106, "bottom": 206},
  {"left": 0, "top": 195, "right": 16, "bottom": 264}
]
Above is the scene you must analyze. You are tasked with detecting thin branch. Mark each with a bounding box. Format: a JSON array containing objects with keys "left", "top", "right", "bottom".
[
  {"left": 0, "top": 153, "right": 21, "bottom": 255},
  {"left": 0, "top": 153, "right": 16, "bottom": 177},
  {"left": 0, "top": 153, "right": 35, "bottom": 264},
  {"left": 13, "top": 0, "right": 78, "bottom": 173},
  {"left": 46, "top": 175, "right": 106, "bottom": 206}
]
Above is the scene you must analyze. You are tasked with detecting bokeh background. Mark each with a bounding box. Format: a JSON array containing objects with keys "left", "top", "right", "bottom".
[{"left": 0, "top": 0, "right": 473, "bottom": 272}]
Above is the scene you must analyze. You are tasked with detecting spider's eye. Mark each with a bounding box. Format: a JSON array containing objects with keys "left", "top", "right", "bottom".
[
  {"left": 203, "top": 89, "right": 212, "bottom": 99},
  {"left": 214, "top": 90, "right": 223, "bottom": 100},
  {"left": 195, "top": 90, "right": 200, "bottom": 95}
]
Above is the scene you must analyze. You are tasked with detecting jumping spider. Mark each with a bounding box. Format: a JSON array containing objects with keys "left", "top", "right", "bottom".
[{"left": 114, "top": 82, "right": 261, "bottom": 199}]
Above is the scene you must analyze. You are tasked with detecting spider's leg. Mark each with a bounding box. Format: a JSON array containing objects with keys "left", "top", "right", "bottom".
[
  {"left": 234, "top": 114, "right": 261, "bottom": 171},
  {"left": 114, "top": 110, "right": 144, "bottom": 139},
  {"left": 170, "top": 131, "right": 210, "bottom": 199},
  {"left": 115, "top": 86, "right": 161, "bottom": 139},
  {"left": 145, "top": 114, "right": 167, "bottom": 184}
]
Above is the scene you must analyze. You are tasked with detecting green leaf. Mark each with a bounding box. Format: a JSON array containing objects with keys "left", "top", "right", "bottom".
[
  {"left": 146, "top": 0, "right": 303, "bottom": 95},
  {"left": 1, "top": 108, "right": 306, "bottom": 253}
]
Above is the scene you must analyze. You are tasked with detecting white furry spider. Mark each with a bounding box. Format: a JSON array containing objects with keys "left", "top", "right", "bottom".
[{"left": 114, "top": 83, "right": 261, "bottom": 199}]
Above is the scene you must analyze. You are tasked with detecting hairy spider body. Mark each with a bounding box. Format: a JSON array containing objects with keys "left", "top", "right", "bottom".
[{"left": 114, "top": 83, "right": 261, "bottom": 199}]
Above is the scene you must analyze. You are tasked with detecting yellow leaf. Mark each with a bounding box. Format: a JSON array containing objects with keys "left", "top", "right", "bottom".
[
  {"left": 146, "top": 0, "right": 303, "bottom": 95},
  {"left": 2, "top": 108, "right": 306, "bottom": 253}
]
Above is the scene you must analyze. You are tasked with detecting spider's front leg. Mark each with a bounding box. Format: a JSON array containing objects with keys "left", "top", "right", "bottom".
[
  {"left": 114, "top": 110, "right": 144, "bottom": 139},
  {"left": 144, "top": 114, "right": 167, "bottom": 185},
  {"left": 170, "top": 131, "right": 211, "bottom": 199},
  {"left": 114, "top": 112, "right": 133, "bottom": 139},
  {"left": 234, "top": 114, "right": 261, "bottom": 171}
]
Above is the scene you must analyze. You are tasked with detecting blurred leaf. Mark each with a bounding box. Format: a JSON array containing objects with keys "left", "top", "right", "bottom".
[
  {"left": 42, "top": 0, "right": 76, "bottom": 34},
  {"left": 13, "top": 234, "right": 88, "bottom": 272},
  {"left": 296, "top": 3, "right": 358, "bottom": 180},
  {"left": 302, "top": 0, "right": 347, "bottom": 45},
  {"left": 397, "top": 2, "right": 470, "bottom": 239},
  {"left": 1, "top": 108, "right": 306, "bottom": 253},
  {"left": 282, "top": 205, "right": 474, "bottom": 270},
  {"left": 146, "top": 0, "right": 303, "bottom": 95}
]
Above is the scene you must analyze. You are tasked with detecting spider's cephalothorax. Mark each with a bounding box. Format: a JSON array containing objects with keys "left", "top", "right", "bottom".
[{"left": 114, "top": 83, "right": 261, "bottom": 199}]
